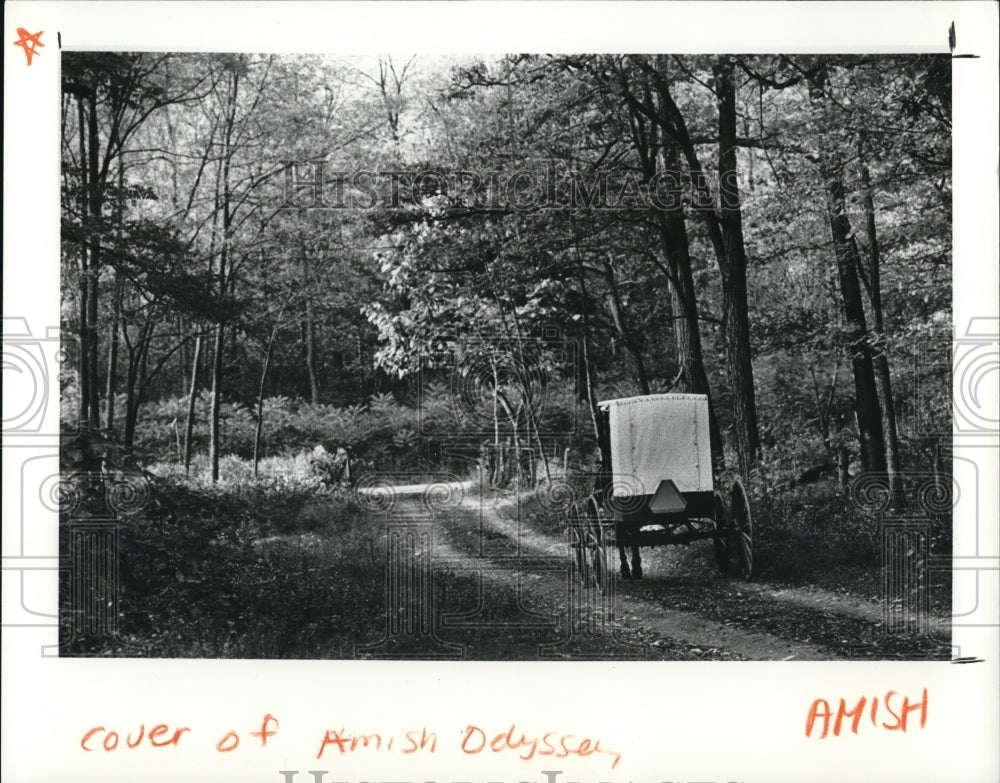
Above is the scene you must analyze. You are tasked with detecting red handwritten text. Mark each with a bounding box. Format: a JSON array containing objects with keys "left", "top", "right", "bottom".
[
  {"left": 217, "top": 714, "right": 280, "bottom": 752},
  {"left": 316, "top": 727, "right": 437, "bottom": 759},
  {"left": 80, "top": 723, "right": 190, "bottom": 751},
  {"left": 78, "top": 716, "right": 623, "bottom": 769},
  {"left": 460, "top": 723, "right": 622, "bottom": 769},
  {"left": 806, "top": 689, "right": 928, "bottom": 737}
]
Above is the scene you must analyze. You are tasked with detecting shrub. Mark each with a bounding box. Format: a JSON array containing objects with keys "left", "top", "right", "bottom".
[
  {"left": 59, "top": 468, "right": 382, "bottom": 657},
  {"left": 123, "top": 382, "right": 587, "bottom": 483}
]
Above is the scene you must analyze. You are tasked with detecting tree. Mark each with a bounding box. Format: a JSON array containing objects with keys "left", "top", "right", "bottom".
[
  {"left": 58, "top": 53, "right": 951, "bottom": 496},
  {"left": 808, "top": 62, "right": 887, "bottom": 474},
  {"left": 611, "top": 56, "right": 727, "bottom": 463},
  {"left": 713, "top": 55, "right": 761, "bottom": 477},
  {"left": 61, "top": 53, "right": 212, "bottom": 430}
]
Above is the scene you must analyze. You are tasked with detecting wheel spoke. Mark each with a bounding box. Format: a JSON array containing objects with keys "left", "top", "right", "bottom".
[
  {"left": 590, "top": 530, "right": 608, "bottom": 595},
  {"left": 712, "top": 491, "right": 729, "bottom": 577},
  {"left": 573, "top": 527, "right": 591, "bottom": 587},
  {"left": 731, "top": 480, "right": 754, "bottom": 580}
]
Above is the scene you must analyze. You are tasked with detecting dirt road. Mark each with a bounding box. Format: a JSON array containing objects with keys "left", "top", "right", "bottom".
[{"left": 376, "top": 485, "right": 950, "bottom": 661}]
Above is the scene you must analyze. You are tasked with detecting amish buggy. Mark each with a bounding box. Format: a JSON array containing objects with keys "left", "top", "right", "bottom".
[{"left": 570, "top": 393, "right": 753, "bottom": 593}]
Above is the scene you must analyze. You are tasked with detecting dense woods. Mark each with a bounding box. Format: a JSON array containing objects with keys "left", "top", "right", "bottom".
[
  {"left": 57, "top": 51, "right": 955, "bottom": 659},
  {"left": 61, "top": 53, "right": 951, "bottom": 492}
]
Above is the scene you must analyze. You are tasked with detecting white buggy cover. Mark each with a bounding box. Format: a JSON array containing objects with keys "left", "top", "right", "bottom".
[{"left": 599, "top": 394, "right": 714, "bottom": 497}]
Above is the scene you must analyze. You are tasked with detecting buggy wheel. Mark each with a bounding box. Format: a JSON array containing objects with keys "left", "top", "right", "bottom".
[
  {"left": 586, "top": 496, "right": 604, "bottom": 535},
  {"left": 731, "top": 479, "right": 754, "bottom": 579},
  {"left": 572, "top": 525, "right": 593, "bottom": 588},
  {"left": 588, "top": 529, "right": 609, "bottom": 595},
  {"left": 712, "top": 491, "right": 730, "bottom": 577}
]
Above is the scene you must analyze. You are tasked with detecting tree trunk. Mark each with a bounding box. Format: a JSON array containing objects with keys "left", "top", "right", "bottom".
[
  {"left": 86, "top": 86, "right": 102, "bottom": 428},
  {"left": 838, "top": 444, "right": 850, "bottom": 489},
  {"left": 76, "top": 96, "right": 91, "bottom": 426},
  {"left": 491, "top": 357, "right": 501, "bottom": 483},
  {"left": 496, "top": 393, "right": 521, "bottom": 487},
  {"left": 209, "top": 322, "right": 225, "bottom": 483},
  {"left": 810, "top": 68, "right": 887, "bottom": 473},
  {"left": 183, "top": 335, "right": 202, "bottom": 476},
  {"left": 303, "top": 311, "right": 320, "bottom": 404},
  {"left": 123, "top": 396, "right": 138, "bottom": 450},
  {"left": 825, "top": 178, "right": 887, "bottom": 472},
  {"left": 871, "top": 330, "right": 901, "bottom": 476},
  {"left": 714, "top": 55, "right": 761, "bottom": 479},
  {"left": 123, "top": 397, "right": 139, "bottom": 451},
  {"left": 77, "top": 258, "right": 91, "bottom": 427},
  {"left": 135, "top": 328, "right": 151, "bottom": 440},
  {"left": 618, "top": 71, "right": 722, "bottom": 461},
  {"left": 492, "top": 272, "right": 553, "bottom": 486},
  {"left": 601, "top": 254, "right": 650, "bottom": 394},
  {"left": 210, "top": 67, "right": 239, "bottom": 484},
  {"left": 104, "top": 159, "right": 126, "bottom": 432},
  {"left": 629, "top": 88, "right": 725, "bottom": 465},
  {"left": 633, "top": 61, "right": 737, "bottom": 469},
  {"left": 301, "top": 237, "right": 321, "bottom": 404},
  {"left": 577, "top": 256, "right": 611, "bottom": 470},
  {"left": 253, "top": 319, "right": 283, "bottom": 477},
  {"left": 123, "top": 322, "right": 152, "bottom": 450},
  {"left": 104, "top": 284, "right": 121, "bottom": 432},
  {"left": 123, "top": 344, "right": 138, "bottom": 449},
  {"left": 858, "top": 147, "right": 902, "bottom": 497},
  {"left": 656, "top": 145, "right": 725, "bottom": 464},
  {"left": 178, "top": 314, "right": 189, "bottom": 396}
]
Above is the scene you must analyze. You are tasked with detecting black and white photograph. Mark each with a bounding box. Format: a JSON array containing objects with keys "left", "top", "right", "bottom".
[
  {"left": 3, "top": 3, "right": 998, "bottom": 783},
  {"left": 57, "top": 50, "right": 954, "bottom": 661}
]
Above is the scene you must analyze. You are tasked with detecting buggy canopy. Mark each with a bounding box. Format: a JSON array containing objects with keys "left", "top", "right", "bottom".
[{"left": 598, "top": 394, "right": 714, "bottom": 496}]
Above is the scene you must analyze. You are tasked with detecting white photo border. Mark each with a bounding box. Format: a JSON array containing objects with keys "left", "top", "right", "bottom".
[{"left": 3, "top": 3, "right": 998, "bottom": 782}]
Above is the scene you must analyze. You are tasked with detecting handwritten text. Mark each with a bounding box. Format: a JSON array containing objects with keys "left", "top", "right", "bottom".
[{"left": 805, "top": 689, "right": 928, "bottom": 737}]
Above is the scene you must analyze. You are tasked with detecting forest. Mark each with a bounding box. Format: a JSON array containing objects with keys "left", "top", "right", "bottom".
[{"left": 59, "top": 53, "right": 952, "bottom": 659}]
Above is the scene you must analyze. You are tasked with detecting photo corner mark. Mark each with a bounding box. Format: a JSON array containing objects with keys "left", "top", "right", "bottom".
[{"left": 949, "top": 21, "right": 980, "bottom": 59}]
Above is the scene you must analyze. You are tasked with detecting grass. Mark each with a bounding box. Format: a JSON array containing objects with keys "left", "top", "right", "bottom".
[
  {"left": 60, "top": 456, "right": 568, "bottom": 658},
  {"left": 749, "top": 480, "right": 951, "bottom": 613},
  {"left": 61, "top": 476, "right": 384, "bottom": 657},
  {"left": 59, "top": 457, "right": 953, "bottom": 657},
  {"left": 514, "top": 476, "right": 952, "bottom": 614}
]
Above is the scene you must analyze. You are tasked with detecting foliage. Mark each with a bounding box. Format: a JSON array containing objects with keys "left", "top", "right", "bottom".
[
  {"left": 119, "top": 387, "right": 582, "bottom": 474},
  {"left": 59, "top": 52, "right": 951, "bottom": 494},
  {"left": 60, "top": 470, "right": 370, "bottom": 657}
]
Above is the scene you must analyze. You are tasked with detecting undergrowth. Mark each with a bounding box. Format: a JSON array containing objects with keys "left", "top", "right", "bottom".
[
  {"left": 751, "top": 480, "right": 951, "bottom": 607},
  {"left": 60, "top": 471, "right": 387, "bottom": 657},
  {"left": 514, "top": 475, "right": 952, "bottom": 613},
  {"left": 59, "top": 436, "right": 953, "bottom": 657},
  {"left": 60, "top": 455, "right": 527, "bottom": 658}
]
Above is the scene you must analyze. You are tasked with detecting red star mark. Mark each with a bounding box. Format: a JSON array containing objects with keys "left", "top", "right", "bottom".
[{"left": 14, "top": 27, "right": 44, "bottom": 66}]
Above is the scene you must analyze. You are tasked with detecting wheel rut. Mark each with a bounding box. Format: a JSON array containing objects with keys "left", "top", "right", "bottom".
[{"left": 395, "top": 492, "right": 851, "bottom": 660}]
